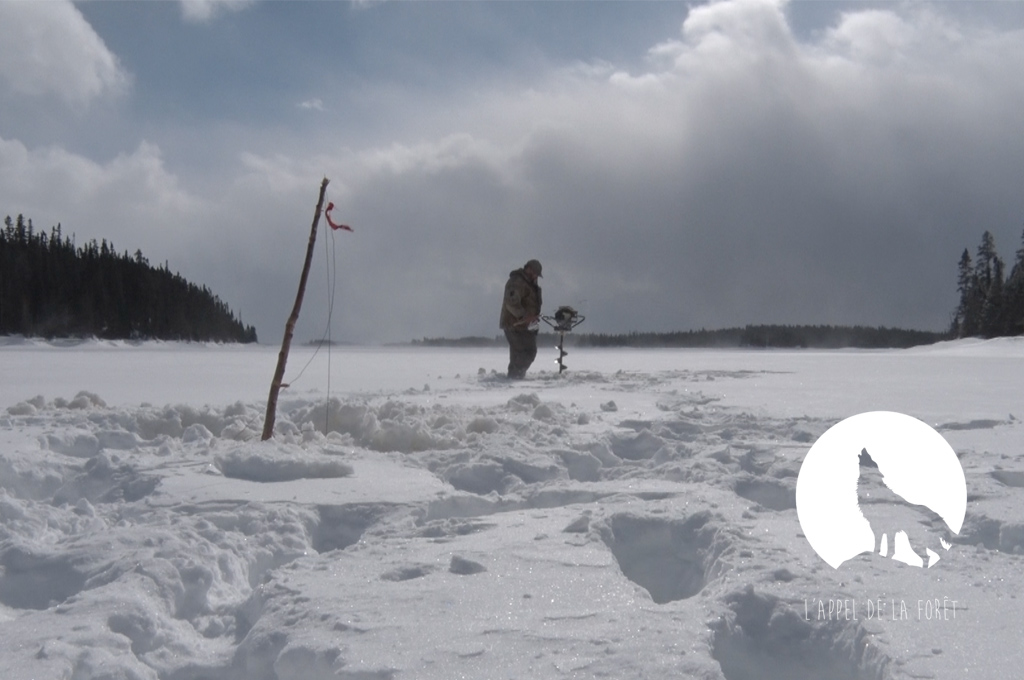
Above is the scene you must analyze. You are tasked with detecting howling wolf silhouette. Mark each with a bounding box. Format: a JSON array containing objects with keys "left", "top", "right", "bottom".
[{"left": 857, "top": 448, "right": 951, "bottom": 567}]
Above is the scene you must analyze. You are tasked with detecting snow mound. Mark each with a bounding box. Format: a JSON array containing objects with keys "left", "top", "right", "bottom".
[{"left": 215, "top": 443, "right": 354, "bottom": 482}]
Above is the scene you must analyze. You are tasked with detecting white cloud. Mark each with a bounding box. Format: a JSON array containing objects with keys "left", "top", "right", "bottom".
[
  {"left": 298, "top": 98, "right": 325, "bottom": 112},
  {"left": 0, "top": 0, "right": 127, "bottom": 105},
  {"left": 0, "top": 135, "right": 205, "bottom": 261},
  {"left": 824, "top": 9, "right": 919, "bottom": 65},
  {"left": 358, "top": 135, "right": 507, "bottom": 178},
  {"left": 179, "top": 0, "right": 256, "bottom": 24}
]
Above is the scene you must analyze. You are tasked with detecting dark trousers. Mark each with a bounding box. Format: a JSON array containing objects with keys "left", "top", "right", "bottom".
[{"left": 504, "top": 328, "right": 538, "bottom": 379}]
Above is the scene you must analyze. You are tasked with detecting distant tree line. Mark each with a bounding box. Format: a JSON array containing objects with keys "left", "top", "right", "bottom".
[
  {"left": 574, "top": 325, "right": 943, "bottom": 349},
  {"left": 951, "top": 229, "right": 1024, "bottom": 338},
  {"left": 412, "top": 336, "right": 505, "bottom": 348},
  {"left": 1, "top": 214, "right": 257, "bottom": 342},
  {"left": 411, "top": 324, "right": 944, "bottom": 349},
  {"left": 408, "top": 227, "right": 1024, "bottom": 349}
]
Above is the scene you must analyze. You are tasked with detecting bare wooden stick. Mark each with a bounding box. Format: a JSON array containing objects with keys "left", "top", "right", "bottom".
[{"left": 262, "top": 177, "right": 330, "bottom": 441}]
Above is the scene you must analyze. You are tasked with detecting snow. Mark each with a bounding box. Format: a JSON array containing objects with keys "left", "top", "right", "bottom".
[{"left": 1, "top": 336, "right": 1023, "bottom": 679}]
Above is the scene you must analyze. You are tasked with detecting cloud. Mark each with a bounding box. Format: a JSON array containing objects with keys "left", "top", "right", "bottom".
[
  {"left": 6, "top": 0, "right": 1024, "bottom": 344},
  {"left": 298, "top": 98, "right": 325, "bottom": 112},
  {"left": 0, "top": 135, "right": 206, "bottom": 269},
  {"left": 179, "top": 0, "right": 257, "bottom": 24},
  {"left": 291, "top": 0, "right": 1024, "bottom": 339},
  {"left": 0, "top": 0, "right": 127, "bottom": 105}
]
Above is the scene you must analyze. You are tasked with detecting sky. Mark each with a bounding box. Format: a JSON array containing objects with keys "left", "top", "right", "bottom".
[{"left": 2, "top": 0, "right": 1024, "bottom": 344}]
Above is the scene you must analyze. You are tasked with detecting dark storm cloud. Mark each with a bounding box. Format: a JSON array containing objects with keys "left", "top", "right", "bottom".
[
  {"left": 266, "top": 0, "right": 1022, "bottom": 342},
  {"left": 314, "top": 0, "right": 1024, "bottom": 340},
  {"left": 3, "top": 1, "right": 1024, "bottom": 343}
]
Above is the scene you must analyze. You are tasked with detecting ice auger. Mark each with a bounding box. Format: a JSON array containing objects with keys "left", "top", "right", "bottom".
[{"left": 540, "top": 305, "right": 585, "bottom": 374}]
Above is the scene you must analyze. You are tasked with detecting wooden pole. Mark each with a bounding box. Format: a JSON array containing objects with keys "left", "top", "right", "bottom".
[{"left": 261, "top": 177, "right": 330, "bottom": 441}]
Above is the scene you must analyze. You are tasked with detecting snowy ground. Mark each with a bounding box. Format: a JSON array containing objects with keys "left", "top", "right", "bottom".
[{"left": 1, "top": 336, "right": 1023, "bottom": 680}]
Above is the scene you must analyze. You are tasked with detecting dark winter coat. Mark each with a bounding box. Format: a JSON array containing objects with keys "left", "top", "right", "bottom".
[{"left": 499, "top": 268, "right": 542, "bottom": 329}]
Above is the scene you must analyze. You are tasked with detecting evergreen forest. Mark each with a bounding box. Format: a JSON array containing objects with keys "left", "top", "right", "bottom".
[
  {"left": 950, "top": 228, "right": 1024, "bottom": 339},
  {"left": 1, "top": 215, "right": 257, "bottom": 343}
]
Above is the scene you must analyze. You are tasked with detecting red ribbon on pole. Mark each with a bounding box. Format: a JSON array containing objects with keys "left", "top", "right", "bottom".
[{"left": 325, "top": 202, "right": 353, "bottom": 232}]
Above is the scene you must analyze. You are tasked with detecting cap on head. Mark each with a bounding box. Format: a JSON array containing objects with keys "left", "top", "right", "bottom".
[{"left": 525, "top": 259, "right": 543, "bottom": 277}]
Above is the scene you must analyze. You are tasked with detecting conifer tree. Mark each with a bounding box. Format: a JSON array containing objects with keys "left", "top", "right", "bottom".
[
  {"left": 981, "top": 256, "right": 1006, "bottom": 337},
  {"left": 975, "top": 231, "right": 998, "bottom": 291},
  {"left": 972, "top": 231, "right": 1001, "bottom": 337},
  {"left": 953, "top": 248, "right": 977, "bottom": 337},
  {"left": 1004, "top": 227, "right": 1024, "bottom": 335},
  {"left": 0, "top": 214, "right": 256, "bottom": 342},
  {"left": 951, "top": 228, "right": 1024, "bottom": 339}
]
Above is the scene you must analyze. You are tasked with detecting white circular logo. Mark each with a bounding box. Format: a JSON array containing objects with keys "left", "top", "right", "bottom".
[{"left": 796, "top": 411, "right": 966, "bottom": 569}]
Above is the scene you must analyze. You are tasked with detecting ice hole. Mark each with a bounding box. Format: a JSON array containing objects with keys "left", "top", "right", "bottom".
[
  {"left": 599, "top": 511, "right": 727, "bottom": 604},
  {"left": 0, "top": 548, "right": 86, "bottom": 610},
  {"left": 733, "top": 478, "right": 796, "bottom": 511},
  {"left": 712, "top": 588, "right": 885, "bottom": 680},
  {"left": 313, "top": 504, "right": 387, "bottom": 553}
]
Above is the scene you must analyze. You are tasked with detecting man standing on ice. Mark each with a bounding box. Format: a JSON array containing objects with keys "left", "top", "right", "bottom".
[{"left": 499, "top": 259, "right": 543, "bottom": 379}]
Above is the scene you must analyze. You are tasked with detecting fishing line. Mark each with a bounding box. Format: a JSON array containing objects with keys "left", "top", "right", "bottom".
[
  {"left": 283, "top": 193, "right": 341, "bottom": 432},
  {"left": 324, "top": 209, "right": 338, "bottom": 433}
]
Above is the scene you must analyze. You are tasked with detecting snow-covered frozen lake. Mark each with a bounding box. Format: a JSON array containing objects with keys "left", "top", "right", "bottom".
[{"left": 1, "top": 337, "right": 1022, "bottom": 679}]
